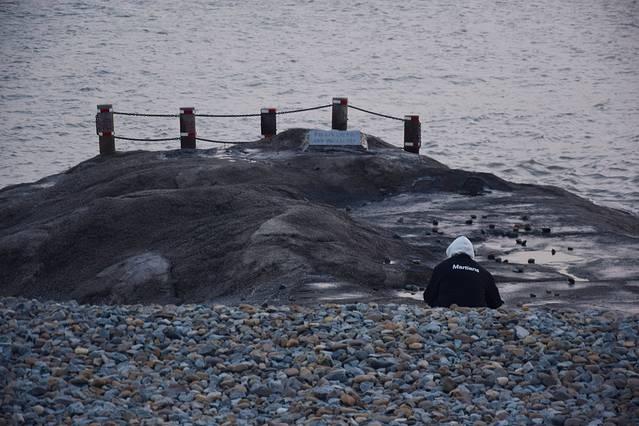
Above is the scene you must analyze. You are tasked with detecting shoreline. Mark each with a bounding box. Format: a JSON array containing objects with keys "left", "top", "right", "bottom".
[{"left": 2, "top": 297, "right": 637, "bottom": 425}]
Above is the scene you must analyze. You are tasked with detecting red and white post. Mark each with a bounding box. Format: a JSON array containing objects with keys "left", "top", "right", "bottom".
[
  {"left": 403, "top": 115, "right": 421, "bottom": 154},
  {"left": 180, "top": 107, "right": 196, "bottom": 149},
  {"left": 261, "top": 108, "right": 277, "bottom": 138},
  {"left": 96, "top": 104, "right": 115, "bottom": 155},
  {"left": 332, "top": 97, "right": 348, "bottom": 130}
]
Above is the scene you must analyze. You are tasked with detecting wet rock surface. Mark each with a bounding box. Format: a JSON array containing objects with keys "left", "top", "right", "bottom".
[
  {"left": 0, "top": 129, "right": 638, "bottom": 309},
  {"left": 1, "top": 298, "right": 637, "bottom": 425}
]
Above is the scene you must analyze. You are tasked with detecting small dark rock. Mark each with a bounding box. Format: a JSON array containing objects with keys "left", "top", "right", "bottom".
[
  {"left": 253, "top": 385, "right": 272, "bottom": 398},
  {"left": 198, "top": 345, "right": 216, "bottom": 356},
  {"left": 163, "top": 327, "right": 181, "bottom": 339},
  {"left": 70, "top": 377, "right": 89, "bottom": 386},
  {"left": 514, "top": 268, "right": 524, "bottom": 273},
  {"left": 530, "top": 293, "right": 537, "bottom": 298},
  {"left": 567, "top": 247, "right": 574, "bottom": 251},
  {"left": 470, "top": 215, "right": 477, "bottom": 219},
  {"left": 30, "top": 387, "right": 48, "bottom": 397},
  {"left": 368, "top": 358, "right": 395, "bottom": 369},
  {"left": 542, "top": 227, "right": 551, "bottom": 234},
  {"left": 524, "top": 224, "right": 532, "bottom": 231},
  {"left": 551, "top": 249, "right": 556, "bottom": 255},
  {"left": 465, "top": 219, "right": 473, "bottom": 225},
  {"left": 432, "top": 220, "right": 439, "bottom": 226},
  {"left": 487, "top": 254, "right": 495, "bottom": 260},
  {"left": 279, "top": 284, "right": 287, "bottom": 290},
  {"left": 489, "top": 224, "right": 495, "bottom": 229},
  {"left": 521, "top": 240, "right": 527, "bottom": 247},
  {"left": 537, "top": 373, "right": 557, "bottom": 387},
  {"left": 568, "top": 278, "right": 575, "bottom": 285},
  {"left": 528, "top": 258, "right": 535, "bottom": 264},
  {"left": 441, "top": 377, "right": 457, "bottom": 393},
  {"left": 520, "top": 215, "right": 529, "bottom": 221},
  {"left": 393, "top": 233, "right": 402, "bottom": 240},
  {"left": 397, "top": 217, "right": 404, "bottom": 224}
]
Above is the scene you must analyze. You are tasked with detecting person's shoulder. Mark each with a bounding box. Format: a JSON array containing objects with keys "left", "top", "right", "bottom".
[
  {"left": 475, "top": 261, "right": 494, "bottom": 279},
  {"left": 451, "top": 254, "right": 475, "bottom": 266},
  {"left": 435, "top": 257, "right": 455, "bottom": 269}
]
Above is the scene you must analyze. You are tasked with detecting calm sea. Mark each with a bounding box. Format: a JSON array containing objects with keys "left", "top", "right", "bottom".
[{"left": 1, "top": 0, "right": 638, "bottom": 214}]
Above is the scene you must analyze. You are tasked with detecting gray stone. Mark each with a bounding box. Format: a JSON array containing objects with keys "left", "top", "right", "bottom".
[
  {"left": 324, "top": 369, "right": 348, "bottom": 383},
  {"left": 423, "top": 321, "right": 442, "bottom": 333},
  {"left": 368, "top": 358, "right": 396, "bottom": 369},
  {"left": 312, "top": 385, "right": 338, "bottom": 401},
  {"left": 514, "top": 326, "right": 530, "bottom": 339},
  {"left": 67, "top": 402, "right": 85, "bottom": 415}
]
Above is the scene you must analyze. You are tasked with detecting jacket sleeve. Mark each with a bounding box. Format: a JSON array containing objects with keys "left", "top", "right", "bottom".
[
  {"left": 485, "top": 273, "right": 504, "bottom": 309},
  {"left": 423, "top": 266, "right": 441, "bottom": 306}
]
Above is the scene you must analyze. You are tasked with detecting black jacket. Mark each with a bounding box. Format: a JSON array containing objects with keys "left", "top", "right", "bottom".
[{"left": 423, "top": 253, "right": 503, "bottom": 308}]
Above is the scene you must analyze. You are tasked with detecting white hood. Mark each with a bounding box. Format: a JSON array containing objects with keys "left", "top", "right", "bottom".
[{"left": 446, "top": 236, "right": 475, "bottom": 260}]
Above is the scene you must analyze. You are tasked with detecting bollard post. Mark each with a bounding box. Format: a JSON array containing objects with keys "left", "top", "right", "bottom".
[
  {"left": 180, "top": 107, "right": 196, "bottom": 149},
  {"left": 403, "top": 115, "right": 421, "bottom": 154},
  {"left": 261, "top": 108, "right": 277, "bottom": 138},
  {"left": 332, "top": 97, "right": 348, "bottom": 130},
  {"left": 96, "top": 104, "right": 115, "bottom": 155}
]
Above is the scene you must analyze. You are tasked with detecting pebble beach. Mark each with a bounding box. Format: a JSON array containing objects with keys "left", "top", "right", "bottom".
[{"left": 1, "top": 298, "right": 638, "bottom": 425}]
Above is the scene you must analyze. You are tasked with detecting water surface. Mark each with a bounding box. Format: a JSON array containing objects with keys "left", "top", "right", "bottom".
[{"left": 1, "top": 0, "right": 637, "bottom": 214}]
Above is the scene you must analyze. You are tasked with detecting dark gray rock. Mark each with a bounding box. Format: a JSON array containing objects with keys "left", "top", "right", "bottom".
[
  {"left": 324, "top": 369, "right": 348, "bottom": 383},
  {"left": 368, "top": 358, "right": 396, "bottom": 369}
]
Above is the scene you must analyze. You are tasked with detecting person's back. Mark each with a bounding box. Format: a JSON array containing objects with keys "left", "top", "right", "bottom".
[{"left": 423, "top": 236, "right": 503, "bottom": 309}]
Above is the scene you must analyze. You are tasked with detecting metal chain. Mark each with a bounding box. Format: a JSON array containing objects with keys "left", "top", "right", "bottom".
[
  {"left": 348, "top": 104, "right": 407, "bottom": 121},
  {"left": 196, "top": 112, "right": 262, "bottom": 118},
  {"left": 113, "top": 104, "right": 334, "bottom": 119},
  {"left": 113, "top": 111, "right": 179, "bottom": 118},
  {"left": 114, "top": 136, "right": 180, "bottom": 142},
  {"left": 196, "top": 137, "right": 254, "bottom": 144},
  {"left": 109, "top": 103, "right": 419, "bottom": 145},
  {"left": 275, "top": 104, "right": 332, "bottom": 115}
]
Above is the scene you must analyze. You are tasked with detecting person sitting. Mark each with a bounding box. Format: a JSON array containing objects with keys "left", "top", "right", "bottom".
[{"left": 423, "top": 236, "right": 503, "bottom": 308}]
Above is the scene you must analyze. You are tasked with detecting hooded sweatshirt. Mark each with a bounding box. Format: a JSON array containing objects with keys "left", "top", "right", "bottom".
[
  {"left": 445, "top": 236, "right": 475, "bottom": 259},
  {"left": 424, "top": 236, "right": 503, "bottom": 308}
]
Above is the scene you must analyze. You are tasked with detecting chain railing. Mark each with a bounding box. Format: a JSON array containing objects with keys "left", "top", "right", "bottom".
[{"left": 95, "top": 97, "right": 422, "bottom": 155}]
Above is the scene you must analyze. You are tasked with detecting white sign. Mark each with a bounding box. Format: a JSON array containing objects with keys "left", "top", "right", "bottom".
[{"left": 307, "top": 130, "right": 364, "bottom": 146}]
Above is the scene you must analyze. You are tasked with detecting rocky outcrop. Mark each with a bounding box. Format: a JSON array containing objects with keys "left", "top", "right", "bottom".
[{"left": 1, "top": 129, "right": 637, "bottom": 307}]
